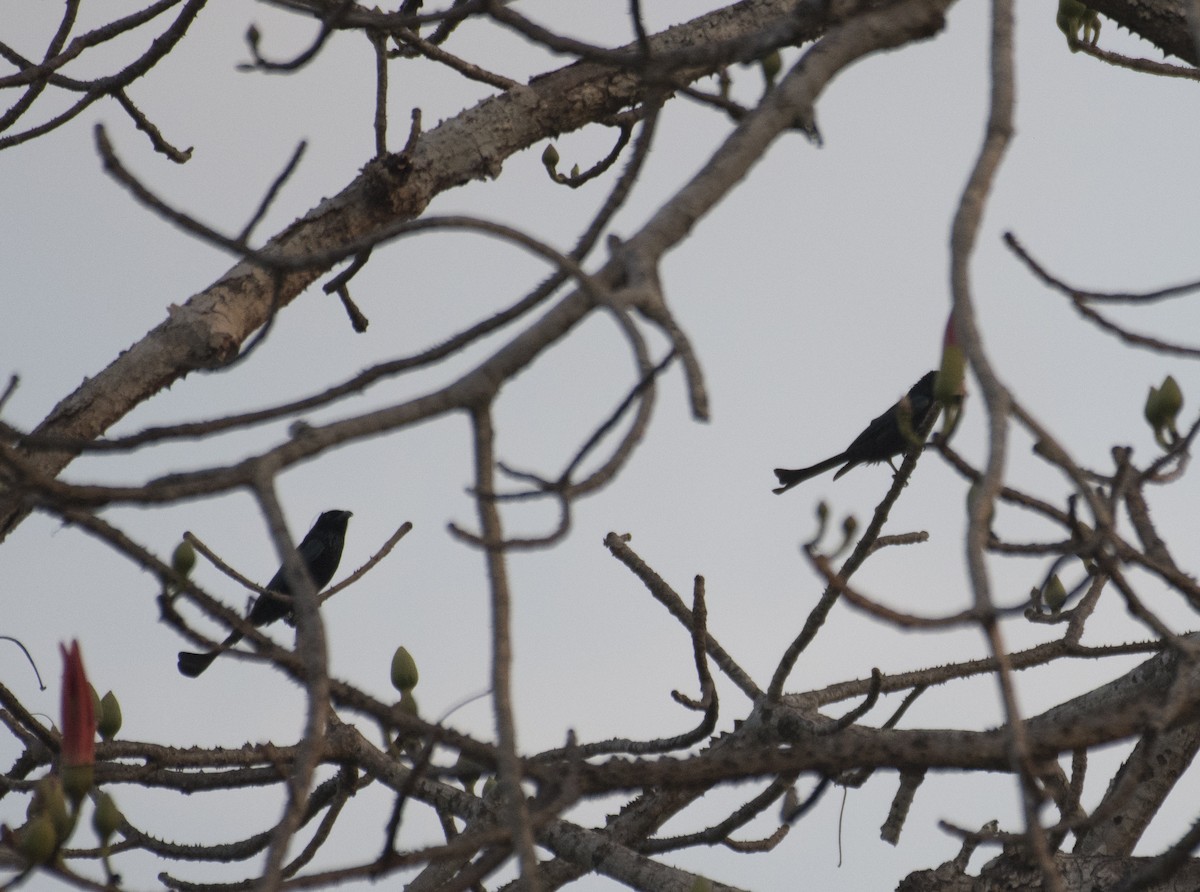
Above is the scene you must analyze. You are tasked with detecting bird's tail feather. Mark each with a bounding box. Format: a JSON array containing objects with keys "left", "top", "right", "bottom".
[
  {"left": 773, "top": 453, "right": 848, "bottom": 493},
  {"left": 177, "top": 650, "right": 218, "bottom": 677},
  {"left": 177, "top": 630, "right": 244, "bottom": 678}
]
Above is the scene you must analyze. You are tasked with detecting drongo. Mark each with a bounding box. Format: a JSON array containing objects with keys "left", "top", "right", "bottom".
[
  {"left": 773, "top": 371, "right": 937, "bottom": 493},
  {"left": 178, "top": 509, "right": 352, "bottom": 677}
]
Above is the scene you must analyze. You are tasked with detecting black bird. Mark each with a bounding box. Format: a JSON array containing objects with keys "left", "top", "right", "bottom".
[
  {"left": 178, "top": 509, "right": 353, "bottom": 677},
  {"left": 773, "top": 371, "right": 938, "bottom": 494}
]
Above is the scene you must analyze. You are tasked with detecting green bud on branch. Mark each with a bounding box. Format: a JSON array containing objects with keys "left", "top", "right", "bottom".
[
  {"left": 390, "top": 646, "right": 419, "bottom": 693},
  {"left": 98, "top": 691, "right": 122, "bottom": 742},
  {"left": 172, "top": 539, "right": 196, "bottom": 578},
  {"left": 1043, "top": 574, "right": 1068, "bottom": 612},
  {"left": 91, "top": 791, "right": 122, "bottom": 844},
  {"left": 1145, "top": 374, "right": 1184, "bottom": 449}
]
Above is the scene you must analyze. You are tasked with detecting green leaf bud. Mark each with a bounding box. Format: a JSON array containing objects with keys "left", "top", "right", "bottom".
[
  {"left": 18, "top": 813, "right": 57, "bottom": 865},
  {"left": 31, "top": 776, "right": 70, "bottom": 842},
  {"left": 172, "top": 539, "right": 196, "bottom": 578},
  {"left": 1043, "top": 574, "right": 1068, "bottom": 612},
  {"left": 1146, "top": 375, "right": 1185, "bottom": 448},
  {"left": 390, "top": 646, "right": 419, "bottom": 693},
  {"left": 98, "top": 691, "right": 122, "bottom": 742},
  {"left": 453, "top": 752, "right": 484, "bottom": 793},
  {"left": 91, "top": 791, "right": 122, "bottom": 844}
]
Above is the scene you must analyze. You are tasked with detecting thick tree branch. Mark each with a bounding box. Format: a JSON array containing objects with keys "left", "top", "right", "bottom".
[{"left": 0, "top": 0, "right": 850, "bottom": 541}]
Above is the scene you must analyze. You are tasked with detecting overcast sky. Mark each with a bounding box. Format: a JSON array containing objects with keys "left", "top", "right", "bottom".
[{"left": 4, "top": 1, "right": 1200, "bottom": 889}]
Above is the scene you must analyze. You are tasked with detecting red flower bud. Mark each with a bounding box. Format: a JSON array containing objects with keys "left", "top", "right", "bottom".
[{"left": 59, "top": 641, "right": 96, "bottom": 801}]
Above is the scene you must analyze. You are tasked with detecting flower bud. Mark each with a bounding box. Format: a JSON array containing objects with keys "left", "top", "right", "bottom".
[
  {"left": 60, "top": 641, "right": 96, "bottom": 804},
  {"left": 390, "top": 646, "right": 419, "bottom": 693},
  {"left": 98, "top": 691, "right": 122, "bottom": 742},
  {"left": 1145, "top": 375, "right": 1184, "bottom": 448},
  {"left": 808, "top": 500, "right": 829, "bottom": 548},
  {"left": 1043, "top": 574, "right": 1068, "bottom": 612},
  {"left": 833, "top": 515, "right": 858, "bottom": 558},
  {"left": 172, "top": 539, "right": 196, "bottom": 577},
  {"left": 541, "top": 144, "right": 559, "bottom": 169},
  {"left": 453, "top": 752, "right": 484, "bottom": 794},
  {"left": 91, "top": 791, "right": 122, "bottom": 844},
  {"left": 17, "top": 813, "right": 57, "bottom": 866},
  {"left": 30, "top": 776, "right": 71, "bottom": 842},
  {"left": 935, "top": 316, "right": 966, "bottom": 404}
]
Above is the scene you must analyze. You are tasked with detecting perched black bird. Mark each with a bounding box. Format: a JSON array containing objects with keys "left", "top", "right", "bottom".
[
  {"left": 773, "top": 371, "right": 938, "bottom": 494},
  {"left": 178, "top": 510, "right": 353, "bottom": 677}
]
